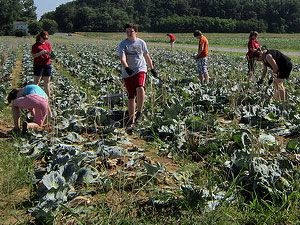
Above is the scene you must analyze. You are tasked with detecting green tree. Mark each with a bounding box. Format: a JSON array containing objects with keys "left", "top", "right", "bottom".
[
  {"left": 28, "top": 20, "right": 43, "bottom": 35},
  {"left": 41, "top": 19, "right": 58, "bottom": 34},
  {"left": 0, "top": 0, "right": 36, "bottom": 35}
]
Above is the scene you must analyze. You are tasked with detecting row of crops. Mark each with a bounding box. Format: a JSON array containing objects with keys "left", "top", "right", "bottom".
[{"left": 0, "top": 35, "right": 299, "bottom": 223}]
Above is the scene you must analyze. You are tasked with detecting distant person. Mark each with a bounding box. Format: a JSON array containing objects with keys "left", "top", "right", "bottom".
[
  {"left": 7, "top": 84, "right": 50, "bottom": 134},
  {"left": 31, "top": 31, "right": 54, "bottom": 97},
  {"left": 246, "top": 31, "right": 261, "bottom": 79},
  {"left": 166, "top": 33, "right": 176, "bottom": 51},
  {"left": 193, "top": 30, "right": 210, "bottom": 84},
  {"left": 255, "top": 49, "right": 292, "bottom": 101},
  {"left": 117, "top": 23, "right": 157, "bottom": 132}
]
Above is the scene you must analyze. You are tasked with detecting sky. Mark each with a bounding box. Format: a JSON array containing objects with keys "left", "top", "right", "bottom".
[{"left": 34, "top": 0, "right": 74, "bottom": 19}]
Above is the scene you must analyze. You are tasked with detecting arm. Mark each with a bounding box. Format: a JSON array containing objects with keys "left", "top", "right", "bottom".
[
  {"left": 144, "top": 53, "right": 154, "bottom": 70},
  {"left": 261, "top": 63, "right": 268, "bottom": 80},
  {"left": 265, "top": 54, "right": 279, "bottom": 74},
  {"left": 32, "top": 50, "right": 48, "bottom": 58},
  {"left": 32, "top": 44, "right": 50, "bottom": 58},
  {"left": 120, "top": 52, "right": 129, "bottom": 68}
]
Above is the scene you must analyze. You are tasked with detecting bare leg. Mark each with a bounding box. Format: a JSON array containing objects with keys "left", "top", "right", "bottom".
[
  {"left": 34, "top": 75, "right": 41, "bottom": 85},
  {"left": 12, "top": 106, "right": 21, "bottom": 129},
  {"left": 128, "top": 98, "right": 136, "bottom": 124},
  {"left": 204, "top": 72, "right": 210, "bottom": 84},
  {"left": 42, "top": 76, "right": 51, "bottom": 97},
  {"left": 136, "top": 87, "right": 145, "bottom": 113},
  {"left": 26, "top": 122, "right": 42, "bottom": 129},
  {"left": 276, "top": 79, "right": 286, "bottom": 101}
]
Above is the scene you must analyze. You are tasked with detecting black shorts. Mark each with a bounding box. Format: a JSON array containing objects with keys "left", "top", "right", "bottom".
[
  {"left": 34, "top": 64, "right": 52, "bottom": 77},
  {"left": 278, "top": 61, "right": 292, "bottom": 79}
]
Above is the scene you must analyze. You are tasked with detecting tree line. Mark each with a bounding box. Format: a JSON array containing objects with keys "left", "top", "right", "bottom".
[
  {"left": 42, "top": 0, "right": 300, "bottom": 33},
  {"left": 1, "top": 0, "right": 300, "bottom": 35}
]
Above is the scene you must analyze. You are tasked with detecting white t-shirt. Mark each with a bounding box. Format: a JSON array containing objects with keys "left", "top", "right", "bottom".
[{"left": 117, "top": 38, "right": 149, "bottom": 78}]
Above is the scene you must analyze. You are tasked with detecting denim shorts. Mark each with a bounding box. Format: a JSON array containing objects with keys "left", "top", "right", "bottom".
[
  {"left": 197, "top": 57, "right": 208, "bottom": 75},
  {"left": 34, "top": 64, "right": 52, "bottom": 77}
]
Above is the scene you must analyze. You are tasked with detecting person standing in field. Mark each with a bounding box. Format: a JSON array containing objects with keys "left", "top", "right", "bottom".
[
  {"left": 117, "top": 23, "right": 157, "bottom": 131},
  {"left": 166, "top": 33, "right": 176, "bottom": 51},
  {"left": 193, "top": 30, "right": 210, "bottom": 84},
  {"left": 246, "top": 31, "right": 261, "bottom": 79},
  {"left": 255, "top": 49, "right": 292, "bottom": 101},
  {"left": 7, "top": 84, "right": 50, "bottom": 134},
  {"left": 31, "top": 31, "right": 53, "bottom": 97}
]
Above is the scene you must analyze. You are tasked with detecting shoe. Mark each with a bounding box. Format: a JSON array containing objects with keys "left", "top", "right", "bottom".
[
  {"left": 135, "top": 111, "right": 143, "bottom": 125},
  {"left": 8, "top": 127, "right": 21, "bottom": 135},
  {"left": 125, "top": 122, "right": 135, "bottom": 135},
  {"left": 22, "top": 121, "right": 28, "bottom": 134}
]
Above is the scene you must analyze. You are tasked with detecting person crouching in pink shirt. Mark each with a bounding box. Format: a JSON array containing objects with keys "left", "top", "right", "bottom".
[{"left": 7, "top": 84, "right": 50, "bottom": 135}]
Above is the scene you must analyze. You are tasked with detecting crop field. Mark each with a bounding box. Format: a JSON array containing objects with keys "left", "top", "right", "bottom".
[{"left": 0, "top": 33, "right": 299, "bottom": 224}]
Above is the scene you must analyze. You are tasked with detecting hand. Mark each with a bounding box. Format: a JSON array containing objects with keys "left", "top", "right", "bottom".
[
  {"left": 150, "top": 69, "right": 158, "bottom": 77},
  {"left": 50, "top": 51, "right": 56, "bottom": 59},
  {"left": 125, "top": 67, "right": 134, "bottom": 76}
]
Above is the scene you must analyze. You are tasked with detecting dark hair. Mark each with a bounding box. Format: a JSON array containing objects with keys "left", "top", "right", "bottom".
[
  {"left": 124, "top": 23, "right": 138, "bottom": 32},
  {"left": 249, "top": 31, "right": 258, "bottom": 39},
  {"left": 193, "top": 30, "right": 202, "bottom": 37},
  {"left": 7, "top": 89, "right": 19, "bottom": 103},
  {"left": 36, "top": 31, "right": 49, "bottom": 43}
]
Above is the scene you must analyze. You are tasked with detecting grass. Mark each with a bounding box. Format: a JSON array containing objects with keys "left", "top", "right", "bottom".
[
  {"left": 0, "top": 138, "right": 34, "bottom": 224},
  {"left": 75, "top": 32, "right": 300, "bottom": 51}
]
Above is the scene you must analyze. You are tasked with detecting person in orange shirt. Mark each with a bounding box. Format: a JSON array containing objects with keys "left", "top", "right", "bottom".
[{"left": 193, "top": 30, "right": 210, "bottom": 84}]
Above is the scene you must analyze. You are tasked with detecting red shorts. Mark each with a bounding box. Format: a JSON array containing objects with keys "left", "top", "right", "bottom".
[{"left": 124, "top": 72, "right": 146, "bottom": 99}]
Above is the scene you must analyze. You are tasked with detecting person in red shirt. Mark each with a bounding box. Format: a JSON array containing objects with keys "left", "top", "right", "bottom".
[
  {"left": 193, "top": 30, "right": 210, "bottom": 84},
  {"left": 31, "top": 31, "right": 53, "bottom": 97},
  {"left": 166, "top": 33, "right": 176, "bottom": 51},
  {"left": 246, "top": 31, "right": 261, "bottom": 79}
]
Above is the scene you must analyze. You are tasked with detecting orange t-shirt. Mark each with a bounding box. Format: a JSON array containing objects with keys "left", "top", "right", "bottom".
[{"left": 198, "top": 35, "right": 209, "bottom": 58}]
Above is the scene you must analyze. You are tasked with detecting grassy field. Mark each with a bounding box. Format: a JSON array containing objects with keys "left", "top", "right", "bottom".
[
  {"left": 77, "top": 32, "right": 300, "bottom": 52},
  {"left": 0, "top": 33, "right": 299, "bottom": 224}
]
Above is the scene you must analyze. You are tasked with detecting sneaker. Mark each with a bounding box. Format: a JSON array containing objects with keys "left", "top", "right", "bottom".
[
  {"left": 8, "top": 127, "right": 21, "bottom": 136},
  {"left": 22, "top": 121, "right": 28, "bottom": 134},
  {"left": 135, "top": 111, "right": 143, "bottom": 124},
  {"left": 125, "top": 122, "right": 135, "bottom": 135}
]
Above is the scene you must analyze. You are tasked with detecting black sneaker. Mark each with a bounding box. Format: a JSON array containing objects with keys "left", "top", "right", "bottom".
[
  {"left": 135, "top": 111, "right": 143, "bottom": 124},
  {"left": 125, "top": 122, "right": 135, "bottom": 134},
  {"left": 22, "top": 121, "right": 28, "bottom": 134},
  {"left": 8, "top": 127, "right": 21, "bottom": 136}
]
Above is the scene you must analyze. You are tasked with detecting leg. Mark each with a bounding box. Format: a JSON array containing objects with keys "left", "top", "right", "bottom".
[
  {"left": 171, "top": 41, "right": 174, "bottom": 51},
  {"left": 12, "top": 105, "right": 21, "bottom": 129},
  {"left": 205, "top": 73, "right": 210, "bottom": 83},
  {"left": 247, "top": 57, "right": 255, "bottom": 79},
  {"left": 275, "top": 78, "right": 286, "bottom": 101},
  {"left": 135, "top": 86, "right": 145, "bottom": 123},
  {"left": 128, "top": 98, "right": 136, "bottom": 124},
  {"left": 136, "top": 87, "right": 145, "bottom": 113},
  {"left": 34, "top": 75, "right": 42, "bottom": 85},
  {"left": 198, "top": 74, "right": 205, "bottom": 83},
  {"left": 42, "top": 76, "right": 51, "bottom": 97}
]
